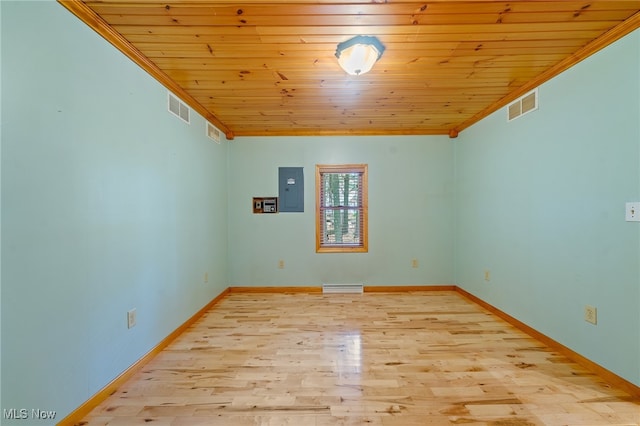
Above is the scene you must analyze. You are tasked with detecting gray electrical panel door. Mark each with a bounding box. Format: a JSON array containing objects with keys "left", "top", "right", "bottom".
[{"left": 278, "top": 167, "right": 304, "bottom": 212}]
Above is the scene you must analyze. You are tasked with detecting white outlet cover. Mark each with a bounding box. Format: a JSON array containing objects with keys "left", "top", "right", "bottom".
[
  {"left": 584, "top": 305, "right": 597, "bottom": 325},
  {"left": 625, "top": 202, "right": 640, "bottom": 222},
  {"left": 127, "top": 309, "right": 137, "bottom": 329}
]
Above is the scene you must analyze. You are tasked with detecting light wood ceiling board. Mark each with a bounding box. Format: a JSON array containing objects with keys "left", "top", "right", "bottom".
[
  {"left": 202, "top": 94, "right": 497, "bottom": 106},
  {"left": 218, "top": 108, "right": 478, "bottom": 118},
  {"left": 84, "top": 2, "right": 640, "bottom": 15},
  {"left": 143, "top": 47, "right": 579, "bottom": 66},
  {"left": 111, "top": 21, "right": 619, "bottom": 37},
  {"left": 202, "top": 100, "right": 496, "bottom": 111},
  {"left": 201, "top": 91, "right": 503, "bottom": 101},
  {"left": 86, "top": 3, "right": 431, "bottom": 16},
  {"left": 201, "top": 102, "right": 506, "bottom": 114},
  {"left": 138, "top": 38, "right": 590, "bottom": 52},
  {"left": 181, "top": 82, "right": 533, "bottom": 94},
  {"left": 222, "top": 119, "right": 456, "bottom": 128},
  {"left": 96, "top": 9, "right": 638, "bottom": 26},
  {"left": 252, "top": 22, "right": 622, "bottom": 36},
  {"left": 419, "top": 1, "right": 640, "bottom": 13},
  {"left": 162, "top": 52, "right": 568, "bottom": 73},
  {"left": 231, "top": 128, "right": 450, "bottom": 137},
  {"left": 134, "top": 39, "right": 590, "bottom": 56},
  {"left": 219, "top": 123, "right": 469, "bottom": 134},
  {"left": 167, "top": 62, "right": 559, "bottom": 82},
  {"left": 163, "top": 69, "right": 549, "bottom": 87},
  {"left": 148, "top": 49, "right": 576, "bottom": 70},
  {"left": 87, "top": 1, "right": 640, "bottom": 19},
  {"left": 177, "top": 81, "right": 523, "bottom": 95},
  {"left": 121, "top": 30, "right": 606, "bottom": 45},
  {"left": 218, "top": 103, "right": 463, "bottom": 114},
  {"left": 225, "top": 125, "right": 457, "bottom": 135},
  {"left": 184, "top": 96, "right": 538, "bottom": 113}
]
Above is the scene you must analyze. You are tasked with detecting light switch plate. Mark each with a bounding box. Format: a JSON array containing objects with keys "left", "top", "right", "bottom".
[{"left": 625, "top": 202, "right": 640, "bottom": 222}]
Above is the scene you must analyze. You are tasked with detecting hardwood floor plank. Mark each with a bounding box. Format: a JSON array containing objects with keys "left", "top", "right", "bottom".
[{"left": 76, "top": 292, "right": 639, "bottom": 426}]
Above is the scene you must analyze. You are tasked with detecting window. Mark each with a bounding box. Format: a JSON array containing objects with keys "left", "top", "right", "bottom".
[{"left": 316, "top": 164, "right": 368, "bottom": 253}]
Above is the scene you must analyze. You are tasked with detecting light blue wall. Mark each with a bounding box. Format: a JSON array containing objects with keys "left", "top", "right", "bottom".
[
  {"left": 454, "top": 30, "right": 640, "bottom": 386},
  {"left": 1, "top": 2, "right": 228, "bottom": 423},
  {"left": 227, "top": 136, "right": 454, "bottom": 286}
]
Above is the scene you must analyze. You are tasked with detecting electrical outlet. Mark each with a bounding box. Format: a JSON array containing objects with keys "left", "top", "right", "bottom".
[
  {"left": 411, "top": 258, "right": 419, "bottom": 268},
  {"left": 584, "top": 305, "right": 597, "bottom": 325},
  {"left": 127, "top": 308, "right": 137, "bottom": 329},
  {"left": 278, "top": 259, "right": 285, "bottom": 269},
  {"left": 484, "top": 269, "right": 491, "bottom": 282}
]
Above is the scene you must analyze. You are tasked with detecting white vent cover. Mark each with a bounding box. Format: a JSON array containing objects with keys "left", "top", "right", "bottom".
[
  {"left": 206, "top": 122, "right": 221, "bottom": 143},
  {"left": 507, "top": 88, "right": 538, "bottom": 122},
  {"left": 322, "top": 283, "right": 364, "bottom": 294},
  {"left": 168, "top": 92, "right": 190, "bottom": 124}
]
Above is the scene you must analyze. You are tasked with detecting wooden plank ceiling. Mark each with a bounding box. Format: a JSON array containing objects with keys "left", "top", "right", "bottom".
[{"left": 60, "top": 1, "right": 640, "bottom": 139}]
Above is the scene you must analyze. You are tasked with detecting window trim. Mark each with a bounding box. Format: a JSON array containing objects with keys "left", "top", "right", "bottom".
[{"left": 315, "top": 164, "right": 368, "bottom": 253}]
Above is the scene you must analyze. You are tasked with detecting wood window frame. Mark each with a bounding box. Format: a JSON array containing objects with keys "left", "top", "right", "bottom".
[{"left": 315, "top": 164, "right": 368, "bottom": 253}]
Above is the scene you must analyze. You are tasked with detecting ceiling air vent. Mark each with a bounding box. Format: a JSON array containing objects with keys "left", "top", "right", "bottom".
[
  {"left": 206, "top": 122, "right": 222, "bottom": 143},
  {"left": 168, "top": 92, "right": 190, "bottom": 124},
  {"left": 507, "top": 88, "right": 538, "bottom": 122}
]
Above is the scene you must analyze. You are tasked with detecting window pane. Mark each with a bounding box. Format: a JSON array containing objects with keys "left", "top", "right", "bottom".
[
  {"left": 322, "top": 173, "right": 361, "bottom": 207},
  {"left": 322, "top": 208, "right": 361, "bottom": 245}
]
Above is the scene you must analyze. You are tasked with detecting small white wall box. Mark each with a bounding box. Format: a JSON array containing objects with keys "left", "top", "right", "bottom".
[{"left": 625, "top": 202, "right": 640, "bottom": 222}]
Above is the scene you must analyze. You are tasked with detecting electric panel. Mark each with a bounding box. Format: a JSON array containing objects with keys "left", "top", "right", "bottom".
[{"left": 278, "top": 167, "right": 304, "bottom": 212}]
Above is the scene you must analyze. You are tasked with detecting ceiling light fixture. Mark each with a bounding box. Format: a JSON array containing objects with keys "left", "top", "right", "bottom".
[{"left": 335, "top": 35, "right": 385, "bottom": 76}]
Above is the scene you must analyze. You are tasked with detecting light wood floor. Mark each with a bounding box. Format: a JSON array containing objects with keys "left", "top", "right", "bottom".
[{"left": 78, "top": 291, "right": 639, "bottom": 426}]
